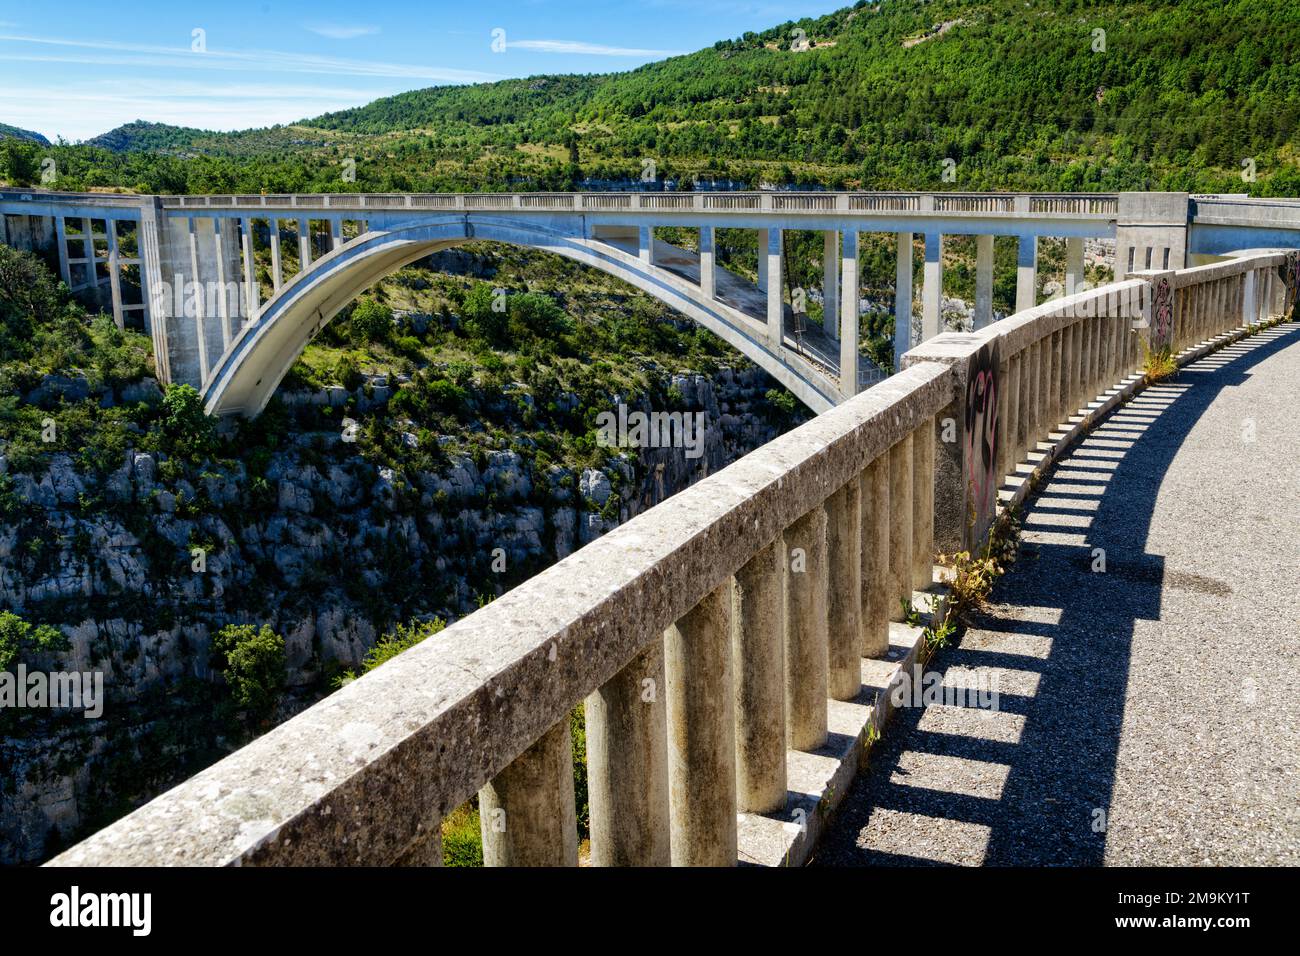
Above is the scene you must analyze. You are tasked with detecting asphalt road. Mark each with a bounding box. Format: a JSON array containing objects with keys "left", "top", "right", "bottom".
[{"left": 813, "top": 322, "right": 1300, "bottom": 866}]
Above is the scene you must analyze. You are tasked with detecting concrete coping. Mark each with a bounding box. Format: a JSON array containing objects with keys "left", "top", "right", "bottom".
[{"left": 50, "top": 361, "right": 954, "bottom": 867}]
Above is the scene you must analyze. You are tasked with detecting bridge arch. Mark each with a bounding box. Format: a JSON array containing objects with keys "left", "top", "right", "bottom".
[{"left": 201, "top": 216, "right": 840, "bottom": 417}]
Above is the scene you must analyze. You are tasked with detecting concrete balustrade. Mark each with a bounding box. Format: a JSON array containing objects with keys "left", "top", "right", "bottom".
[{"left": 783, "top": 507, "right": 830, "bottom": 750}]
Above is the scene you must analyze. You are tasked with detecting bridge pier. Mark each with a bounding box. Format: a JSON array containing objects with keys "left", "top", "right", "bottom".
[
  {"left": 699, "top": 225, "right": 716, "bottom": 300},
  {"left": 894, "top": 231, "right": 914, "bottom": 371},
  {"left": 1066, "top": 236, "right": 1085, "bottom": 294},
  {"left": 1016, "top": 233, "right": 1037, "bottom": 312},
  {"left": 840, "top": 230, "right": 860, "bottom": 397},
  {"left": 765, "top": 227, "right": 784, "bottom": 350},
  {"left": 974, "top": 233, "right": 994, "bottom": 329},
  {"left": 922, "top": 231, "right": 943, "bottom": 340},
  {"left": 823, "top": 229, "right": 839, "bottom": 342}
]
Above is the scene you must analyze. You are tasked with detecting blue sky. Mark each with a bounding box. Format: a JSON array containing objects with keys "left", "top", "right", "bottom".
[{"left": 0, "top": 0, "right": 839, "bottom": 142}]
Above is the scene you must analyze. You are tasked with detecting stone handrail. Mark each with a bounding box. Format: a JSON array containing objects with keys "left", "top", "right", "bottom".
[
  {"left": 49, "top": 248, "right": 1295, "bottom": 867},
  {"left": 151, "top": 190, "right": 1119, "bottom": 218}
]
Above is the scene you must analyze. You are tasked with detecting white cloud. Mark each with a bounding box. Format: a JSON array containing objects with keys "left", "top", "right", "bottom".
[
  {"left": 507, "top": 39, "right": 683, "bottom": 57},
  {"left": 0, "top": 33, "right": 498, "bottom": 83},
  {"left": 305, "top": 23, "right": 381, "bottom": 40}
]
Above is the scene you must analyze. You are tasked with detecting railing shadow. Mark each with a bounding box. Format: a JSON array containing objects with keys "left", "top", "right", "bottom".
[{"left": 813, "top": 322, "right": 1300, "bottom": 866}]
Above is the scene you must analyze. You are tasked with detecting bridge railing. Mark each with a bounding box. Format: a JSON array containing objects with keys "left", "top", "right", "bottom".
[
  {"left": 154, "top": 190, "right": 1120, "bottom": 218},
  {"left": 48, "top": 250, "right": 1294, "bottom": 868}
]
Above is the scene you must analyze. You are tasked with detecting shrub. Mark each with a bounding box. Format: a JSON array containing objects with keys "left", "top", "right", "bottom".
[
  {"left": 154, "top": 383, "right": 218, "bottom": 463},
  {"left": 348, "top": 297, "right": 393, "bottom": 345},
  {"left": 0, "top": 611, "right": 66, "bottom": 671},
  {"left": 210, "top": 624, "right": 286, "bottom": 722}
]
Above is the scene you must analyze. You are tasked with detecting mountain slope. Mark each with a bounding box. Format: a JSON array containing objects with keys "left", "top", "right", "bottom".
[
  {"left": 13, "top": 0, "right": 1300, "bottom": 196},
  {"left": 0, "top": 123, "right": 49, "bottom": 146}
]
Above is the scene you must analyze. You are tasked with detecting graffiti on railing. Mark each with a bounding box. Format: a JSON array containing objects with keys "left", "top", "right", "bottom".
[
  {"left": 1150, "top": 277, "right": 1173, "bottom": 349},
  {"left": 964, "top": 342, "right": 1000, "bottom": 536},
  {"left": 1283, "top": 251, "right": 1300, "bottom": 315}
]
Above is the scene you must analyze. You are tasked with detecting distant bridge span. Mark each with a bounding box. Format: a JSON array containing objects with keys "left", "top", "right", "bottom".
[{"left": 2, "top": 188, "right": 1298, "bottom": 415}]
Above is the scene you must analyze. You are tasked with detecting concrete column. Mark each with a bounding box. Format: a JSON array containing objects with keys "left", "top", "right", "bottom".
[
  {"left": 766, "top": 228, "right": 784, "bottom": 351},
  {"left": 638, "top": 225, "right": 653, "bottom": 265},
  {"left": 823, "top": 230, "right": 839, "bottom": 342},
  {"left": 1038, "top": 336, "right": 1052, "bottom": 439},
  {"left": 331, "top": 218, "right": 343, "bottom": 251},
  {"left": 1066, "top": 236, "right": 1085, "bottom": 295},
  {"left": 82, "top": 217, "right": 98, "bottom": 296},
  {"left": 894, "top": 231, "right": 913, "bottom": 370},
  {"left": 756, "top": 228, "right": 769, "bottom": 292},
  {"left": 106, "top": 222, "right": 124, "bottom": 330},
  {"left": 731, "top": 539, "right": 787, "bottom": 813},
  {"left": 1016, "top": 234, "right": 1037, "bottom": 313},
  {"left": 664, "top": 583, "right": 737, "bottom": 866},
  {"left": 699, "top": 226, "right": 716, "bottom": 300},
  {"left": 297, "top": 218, "right": 311, "bottom": 270},
  {"left": 1049, "top": 330, "right": 1063, "bottom": 425},
  {"left": 922, "top": 231, "right": 943, "bottom": 340},
  {"left": 0, "top": 214, "right": 6, "bottom": 246},
  {"left": 479, "top": 719, "right": 578, "bottom": 867},
  {"left": 859, "top": 455, "right": 891, "bottom": 658},
  {"left": 240, "top": 218, "right": 260, "bottom": 317},
  {"left": 269, "top": 219, "right": 283, "bottom": 291},
  {"left": 974, "top": 234, "right": 994, "bottom": 329},
  {"left": 586, "top": 640, "right": 671, "bottom": 866},
  {"left": 783, "top": 507, "right": 829, "bottom": 751},
  {"left": 888, "top": 434, "right": 914, "bottom": 620},
  {"left": 53, "top": 216, "right": 71, "bottom": 285},
  {"left": 186, "top": 218, "right": 209, "bottom": 385},
  {"left": 839, "top": 230, "right": 859, "bottom": 397},
  {"left": 213, "top": 218, "right": 232, "bottom": 349},
  {"left": 911, "top": 418, "right": 935, "bottom": 591},
  {"left": 1026, "top": 338, "right": 1042, "bottom": 460},
  {"left": 826, "top": 481, "right": 862, "bottom": 701},
  {"left": 1241, "top": 269, "right": 1257, "bottom": 325}
]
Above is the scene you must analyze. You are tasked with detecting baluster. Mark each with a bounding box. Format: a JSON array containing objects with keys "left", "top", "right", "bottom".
[
  {"left": 784, "top": 508, "right": 829, "bottom": 751},
  {"left": 911, "top": 418, "right": 935, "bottom": 591},
  {"left": 859, "top": 455, "right": 891, "bottom": 658},
  {"left": 731, "top": 541, "right": 787, "bottom": 813},
  {"left": 665, "top": 583, "right": 737, "bottom": 866},
  {"left": 888, "top": 434, "right": 914, "bottom": 620},
  {"left": 586, "top": 640, "right": 671, "bottom": 866},
  {"left": 479, "top": 719, "right": 578, "bottom": 866},
  {"left": 826, "top": 482, "right": 862, "bottom": 701}
]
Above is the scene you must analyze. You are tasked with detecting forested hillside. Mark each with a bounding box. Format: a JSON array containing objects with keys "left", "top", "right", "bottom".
[{"left": 3, "top": 0, "right": 1298, "bottom": 196}]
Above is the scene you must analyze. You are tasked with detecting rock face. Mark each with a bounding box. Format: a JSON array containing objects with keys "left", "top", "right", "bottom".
[{"left": 0, "top": 365, "right": 799, "bottom": 865}]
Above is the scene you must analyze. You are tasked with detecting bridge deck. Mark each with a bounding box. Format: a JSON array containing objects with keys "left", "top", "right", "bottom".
[{"left": 814, "top": 322, "right": 1300, "bottom": 866}]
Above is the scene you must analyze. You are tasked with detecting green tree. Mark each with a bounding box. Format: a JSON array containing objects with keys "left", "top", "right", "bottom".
[{"left": 210, "top": 624, "right": 286, "bottom": 722}]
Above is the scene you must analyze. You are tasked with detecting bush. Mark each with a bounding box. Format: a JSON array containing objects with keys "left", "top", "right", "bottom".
[
  {"left": 0, "top": 611, "right": 66, "bottom": 671},
  {"left": 348, "top": 297, "right": 393, "bottom": 345},
  {"left": 210, "top": 624, "right": 286, "bottom": 722},
  {"left": 154, "top": 383, "right": 218, "bottom": 462}
]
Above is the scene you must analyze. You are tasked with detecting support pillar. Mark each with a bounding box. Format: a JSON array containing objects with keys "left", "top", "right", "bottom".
[
  {"left": 756, "top": 228, "right": 769, "bottom": 293},
  {"left": 1016, "top": 234, "right": 1037, "bottom": 313},
  {"left": 1066, "top": 236, "right": 1085, "bottom": 295},
  {"left": 784, "top": 508, "right": 829, "bottom": 751},
  {"left": 839, "top": 230, "right": 859, "bottom": 397},
  {"left": 922, "top": 231, "right": 943, "bottom": 340},
  {"left": 331, "top": 218, "right": 343, "bottom": 251},
  {"left": 974, "top": 234, "right": 994, "bottom": 329},
  {"left": 823, "top": 229, "right": 839, "bottom": 342},
  {"left": 766, "top": 227, "right": 784, "bottom": 351},
  {"left": 893, "top": 232, "right": 914, "bottom": 370},
  {"left": 585, "top": 640, "right": 671, "bottom": 866},
  {"left": 213, "top": 218, "right": 232, "bottom": 348},
  {"left": 269, "top": 219, "right": 283, "bottom": 291},
  {"left": 241, "top": 217, "right": 260, "bottom": 317},
  {"left": 638, "top": 225, "right": 653, "bottom": 265},
  {"left": 664, "top": 584, "right": 737, "bottom": 867},
  {"left": 186, "top": 218, "right": 209, "bottom": 386},
  {"left": 54, "top": 216, "right": 71, "bottom": 285},
  {"left": 699, "top": 225, "right": 716, "bottom": 300},
  {"left": 106, "top": 221, "right": 123, "bottom": 330},
  {"left": 479, "top": 720, "right": 578, "bottom": 867},
  {"left": 297, "top": 218, "right": 311, "bottom": 270},
  {"left": 731, "top": 540, "right": 787, "bottom": 814}
]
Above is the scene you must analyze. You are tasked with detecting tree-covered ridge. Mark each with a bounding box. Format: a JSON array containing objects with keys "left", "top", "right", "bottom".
[
  {"left": 3, "top": 0, "right": 1297, "bottom": 197},
  {"left": 0, "top": 123, "right": 49, "bottom": 147}
]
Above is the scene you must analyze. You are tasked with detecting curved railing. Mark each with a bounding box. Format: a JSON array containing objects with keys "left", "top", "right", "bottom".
[{"left": 49, "top": 249, "right": 1295, "bottom": 867}]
